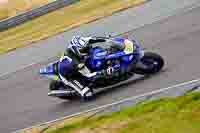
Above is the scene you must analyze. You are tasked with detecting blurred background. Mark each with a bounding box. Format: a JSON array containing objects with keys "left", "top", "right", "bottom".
[{"left": 0, "top": 0, "right": 56, "bottom": 20}]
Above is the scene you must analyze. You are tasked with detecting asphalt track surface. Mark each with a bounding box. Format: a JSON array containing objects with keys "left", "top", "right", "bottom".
[{"left": 1, "top": 2, "right": 200, "bottom": 133}]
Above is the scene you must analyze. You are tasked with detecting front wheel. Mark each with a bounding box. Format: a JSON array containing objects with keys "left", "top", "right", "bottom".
[{"left": 134, "top": 52, "right": 164, "bottom": 75}]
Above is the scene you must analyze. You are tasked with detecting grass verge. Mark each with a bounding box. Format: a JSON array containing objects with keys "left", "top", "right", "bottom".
[
  {"left": 0, "top": 0, "right": 145, "bottom": 54},
  {"left": 22, "top": 91, "right": 200, "bottom": 133},
  {"left": 0, "top": 0, "right": 50, "bottom": 20}
]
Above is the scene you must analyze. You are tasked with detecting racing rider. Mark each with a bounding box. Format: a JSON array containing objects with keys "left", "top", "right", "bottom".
[{"left": 58, "top": 35, "right": 126, "bottom": 99}]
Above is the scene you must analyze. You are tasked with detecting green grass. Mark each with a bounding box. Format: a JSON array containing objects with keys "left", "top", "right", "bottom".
[{"left": 43, "top": 92, "right": 200, "bottom": 133}]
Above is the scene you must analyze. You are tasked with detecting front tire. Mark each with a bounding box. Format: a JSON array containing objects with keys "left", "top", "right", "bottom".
[{"left": 134, "top": 52, "right": 164, "bottom": 75}]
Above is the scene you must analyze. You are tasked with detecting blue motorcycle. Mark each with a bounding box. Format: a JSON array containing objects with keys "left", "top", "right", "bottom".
[{"left": 39, "top": 36, "right": 164, "bottom": 100}]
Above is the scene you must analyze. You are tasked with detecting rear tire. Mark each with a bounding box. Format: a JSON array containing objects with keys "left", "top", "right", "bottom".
[
  {"left": 49, "top": 80, "right": 62, "bottom": 91},
  {"left": 134, "top": 52, "right": 164, "bottom": 75},
  {"left": 49, "top": 81, "right": 77, "bottom": 100},
  {"left": 82, "top": 89, "right": 95, "bottom": 102},
  {"left": 58, "top": 96, "right": 77, "bottom": 100}
]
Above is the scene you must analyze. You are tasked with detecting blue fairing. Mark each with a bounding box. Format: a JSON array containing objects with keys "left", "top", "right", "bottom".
[
  {"left": 87, "top": 47, "right": 106, "bottom": 71},
  {"left": 40, "top": 37, "right": 143, "bottom": 81},
  {"left": 106, "top": 51, "right": 125, "bottom": 60},
  {"left": 40, "top": 57, "right": 74, "bottom": 81},
  {"left": 112, "top": 37, "right": 125, "bottom": 43},
  {"left": 86, "top": 37, "right": 143, "bottom": 72},
  {"left": 58, "top": 56, "right": 74, "bottom": 76},
  {"left": 39, "top": 62, "right": 60, "bottom": 81},
  {"left": 39, "top": 63, "right": 55, "bottom": 75}
]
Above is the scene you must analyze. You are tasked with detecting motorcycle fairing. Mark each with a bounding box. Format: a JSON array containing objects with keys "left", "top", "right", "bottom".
[{"left": 39, "top": 62, "right": 60, "bottom": 81}]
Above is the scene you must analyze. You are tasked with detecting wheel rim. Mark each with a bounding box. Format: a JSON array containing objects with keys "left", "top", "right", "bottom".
[{"left": 142, "top": 58, "right": 157, "bottom": 68}]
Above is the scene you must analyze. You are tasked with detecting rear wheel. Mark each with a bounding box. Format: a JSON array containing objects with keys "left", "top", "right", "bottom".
[
  {"left": 134, "top": 52, "right": 164, "bottom": 75},
  {"left": 49, "top": 80, "right": 62, "bottom": 91},
  {"left": 49, "top": 80, "right": 77, "bottom": 100},
  {"left": 58, "top": 95, "right": 77, "bottom": 100}
]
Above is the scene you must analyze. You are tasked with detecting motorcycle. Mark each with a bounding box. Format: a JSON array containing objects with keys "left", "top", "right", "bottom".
[{"left": 39, "top": 36, "right": 164, "bottom": 100}]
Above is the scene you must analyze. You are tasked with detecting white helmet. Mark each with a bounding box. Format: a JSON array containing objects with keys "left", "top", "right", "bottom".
[
  {"left": 79, "top": 37, "right": 89, "bottom": 48},
  {"left": 71, "top": 36, "right": 89, "bottom": 50}
]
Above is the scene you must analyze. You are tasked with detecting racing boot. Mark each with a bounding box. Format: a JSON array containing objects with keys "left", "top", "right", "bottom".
[
  {"left": 59, "top": 74, "right": 94, "bottom": 100},
  {"left": 68, "top": 79, "right": 94, "bottom": 101}
]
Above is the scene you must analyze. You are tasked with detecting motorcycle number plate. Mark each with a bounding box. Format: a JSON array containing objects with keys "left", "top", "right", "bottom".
[{"left": 124, "top": 39, "right": 134, "bottom": 54}]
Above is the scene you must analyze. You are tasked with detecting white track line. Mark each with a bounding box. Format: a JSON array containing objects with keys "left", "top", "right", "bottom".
[{"left": 13, "top": 78, "right": 200, "bottom": 133}]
